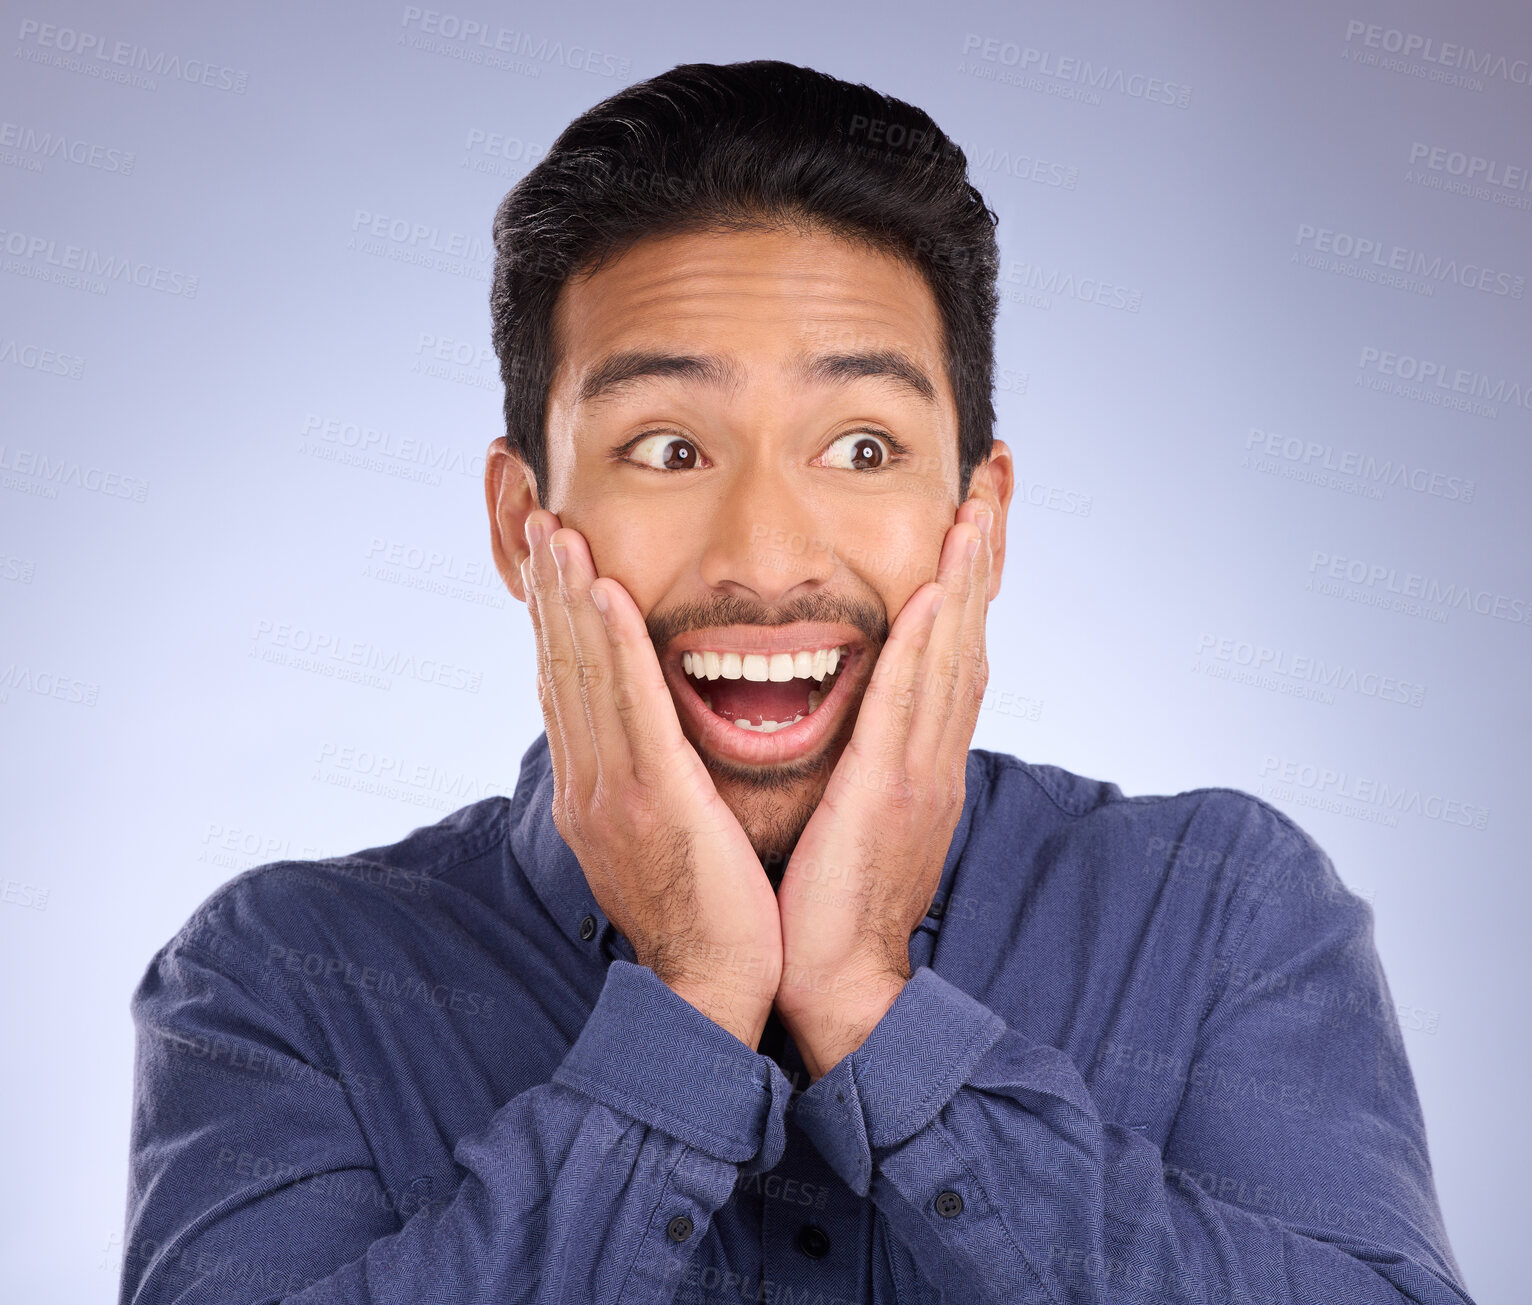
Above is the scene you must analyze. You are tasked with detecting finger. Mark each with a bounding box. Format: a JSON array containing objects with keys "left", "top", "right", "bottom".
[
  {"left": 906, "top": 516, "right": 982, "bottom": 764},
  {"left": 524, "top": 510, "right": 600, "bottom": 806},
  {"left": 522, "top": 553, "right": 570, "bottom": 796},
  {"left": 584, "top": 570, "right": 713, "bottom": 795},
  {"left": 947, "top": 503, "right": 993, "bottom": 747},
  {"left": 844, "top": 571, "right": 948, "bottom": 786},
  {"left": 545, "top": 524, "right": 637, "bottom": 792}
]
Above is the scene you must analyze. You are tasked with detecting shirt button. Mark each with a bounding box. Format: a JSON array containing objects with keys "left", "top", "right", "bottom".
[
  {"left": 935, "top": 1189, "right": 964, "bottom": 1218},
  {"left": 666, "top": 1214, "right": 694, "bottom": 1242},
  {"left": 579, "top": 914, "right": 597, "bottom": 941},
  {"left": 796, "top": 1223, "right": 831, "bottom": 1259}
]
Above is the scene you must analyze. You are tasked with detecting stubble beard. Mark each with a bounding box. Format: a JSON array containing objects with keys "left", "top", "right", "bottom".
[{"left": 702, "top": 740, "right": 844, "bottom": 890}]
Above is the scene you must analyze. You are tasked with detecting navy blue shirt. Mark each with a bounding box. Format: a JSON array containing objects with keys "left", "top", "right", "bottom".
[{"left": 120, "top": 735, "right": 1473, "bottom": 1304}]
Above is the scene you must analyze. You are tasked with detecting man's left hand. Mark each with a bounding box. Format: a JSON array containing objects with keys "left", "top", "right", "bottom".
[{"left": 774, "top": 498, "right": 994, "bottom": 1080}]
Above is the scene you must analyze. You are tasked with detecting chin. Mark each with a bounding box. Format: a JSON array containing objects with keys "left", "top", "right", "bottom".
[{"left": 706, "top": 748, "right": 841, "bottom": 884}]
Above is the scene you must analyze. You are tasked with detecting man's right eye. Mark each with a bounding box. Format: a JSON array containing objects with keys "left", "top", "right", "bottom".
[{"left": 624, "top": 431, "right": 707, "bottom": 471}]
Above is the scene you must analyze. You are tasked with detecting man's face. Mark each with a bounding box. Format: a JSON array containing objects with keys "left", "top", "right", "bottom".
[{"left": 489, "top": 223, "right": 1008, "bottom": 878}]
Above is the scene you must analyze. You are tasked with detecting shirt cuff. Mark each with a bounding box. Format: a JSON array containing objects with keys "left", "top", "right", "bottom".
[
  {"left": 792, "top": 966, "right": 1005, "bottom": 1195},
  {"left": 552, "top": 959, "right": 792, "bottom": 1173}
]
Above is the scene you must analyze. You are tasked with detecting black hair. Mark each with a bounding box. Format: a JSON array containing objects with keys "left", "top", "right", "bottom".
[{"left": 489, "top": 59, "right": 999, "bottom": 504}]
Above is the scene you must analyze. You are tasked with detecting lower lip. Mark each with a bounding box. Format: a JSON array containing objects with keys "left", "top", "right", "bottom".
[{"left": 668, "top": 653, "right": 859, "bottom": 765}]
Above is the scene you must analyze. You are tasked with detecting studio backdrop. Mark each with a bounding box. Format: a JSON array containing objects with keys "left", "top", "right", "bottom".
[{"left": 1, "top": 1, "right": 1526, "bottom": 1300}]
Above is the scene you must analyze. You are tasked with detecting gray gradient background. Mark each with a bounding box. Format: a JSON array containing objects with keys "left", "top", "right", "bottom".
[{"left": 2, "top": 0, "right": 1526, "bottom": 1298}]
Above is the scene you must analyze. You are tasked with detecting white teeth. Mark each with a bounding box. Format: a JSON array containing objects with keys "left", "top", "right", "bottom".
[
  {"left": 684, "top": 645, "right": 848, "bottom": 683},
  {"left": 686, "top": 644, "right": 848, "bottom": 730},
  {"left": 730, "top": 715, "right": 804, "bottom": 733}
]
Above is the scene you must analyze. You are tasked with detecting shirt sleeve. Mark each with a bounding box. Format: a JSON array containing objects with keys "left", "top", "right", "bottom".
[
  {"left": 792, "top": 841, "right": 1475, "bottom": 1305},
  {"left": 120, "top": 939, "right": 792, "bottom": 1305}
]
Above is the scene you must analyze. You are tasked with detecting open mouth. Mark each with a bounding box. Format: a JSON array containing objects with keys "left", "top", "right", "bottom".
[
  {"left": 681, "top": 645, "right": 850, "bottom": 733},
  {"left": 663, "top": 632, "right": 866, "bottom": 764}
]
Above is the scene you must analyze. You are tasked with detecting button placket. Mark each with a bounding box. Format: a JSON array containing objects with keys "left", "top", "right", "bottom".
[
  {"left": 796, "top": 1222, "right": 830, "bottom": 1259},
  {"left": 763, "top": 1125, "right": 840, "bottom": 1290}
]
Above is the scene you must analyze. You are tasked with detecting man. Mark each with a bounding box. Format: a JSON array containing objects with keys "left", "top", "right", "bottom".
[{"left": 121, "top": 60, "right": 1473, "bottom": 1305}]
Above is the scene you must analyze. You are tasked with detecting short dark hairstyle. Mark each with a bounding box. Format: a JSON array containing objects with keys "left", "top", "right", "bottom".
[{"left": 489, "top": 59, "right": 999, "bottom": 505}]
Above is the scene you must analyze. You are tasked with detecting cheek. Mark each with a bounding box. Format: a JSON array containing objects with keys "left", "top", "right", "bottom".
[
  {"left": 844, "top": 502, "right": 947, "bottom": 614},
  {"left": 572, "top": 510, "right": 678, "bottom": 609}
]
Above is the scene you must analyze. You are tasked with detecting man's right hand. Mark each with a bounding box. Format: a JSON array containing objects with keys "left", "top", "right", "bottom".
[{"left": 521, "top": 507, "right": 782, "bottom": 1049}]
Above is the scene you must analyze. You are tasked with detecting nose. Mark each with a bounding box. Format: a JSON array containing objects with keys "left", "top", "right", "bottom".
[{"left": 697, "top": 457, "right": 837, "bottom": 606}]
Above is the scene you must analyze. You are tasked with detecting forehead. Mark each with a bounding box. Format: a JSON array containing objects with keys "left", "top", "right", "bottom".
[{"left": 548, "top": 224, "right": 949, "bottom": 393}]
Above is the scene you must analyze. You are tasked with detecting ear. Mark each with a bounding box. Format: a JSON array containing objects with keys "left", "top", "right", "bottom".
[
  {"left": 966, "top": 439, "right": 1013, "bottom": 602},
  {"left": 484, "top": 438, "right": 539, "bottom": 602}
]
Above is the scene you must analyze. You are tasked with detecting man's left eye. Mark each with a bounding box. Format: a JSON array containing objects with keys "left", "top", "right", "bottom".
[{"left": 821, "top": 430, "right": 895, "bottom": 471}]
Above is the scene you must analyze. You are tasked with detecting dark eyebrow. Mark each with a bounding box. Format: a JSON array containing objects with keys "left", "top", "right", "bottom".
[
  {"left": 793, "top": 349, "right": 937, "bottom": 405},
  {"left": 574, "top": 347, "right": 938, "bottom": 407},
  {"left": 576, "top": 351, "right": 742, "bottom": 406}
]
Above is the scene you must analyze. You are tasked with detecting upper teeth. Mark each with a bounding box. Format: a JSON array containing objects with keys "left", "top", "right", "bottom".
[{"left": 682, "top": 646, "right": 846, "bottom": 682}]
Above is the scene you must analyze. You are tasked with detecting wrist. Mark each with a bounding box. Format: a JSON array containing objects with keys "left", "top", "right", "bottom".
[
  {"left": 665, "top": 975, "right": 776, "bottom": 1049},
  {"left": 638, "top": 937, "right": 781, "bottom": 1049},
  {"left": 777, "top": 967, "right": 907, "bottom": 1081}
]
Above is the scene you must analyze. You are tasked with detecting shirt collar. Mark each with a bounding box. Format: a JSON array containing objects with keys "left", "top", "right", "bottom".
[{"left": 507, "top": 731, "right": 987, "bottom": 967}]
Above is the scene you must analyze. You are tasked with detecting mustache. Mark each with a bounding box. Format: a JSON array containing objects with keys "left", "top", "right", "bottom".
[{"left": 645, "top": 590, "right": 889, "bottom": 655}]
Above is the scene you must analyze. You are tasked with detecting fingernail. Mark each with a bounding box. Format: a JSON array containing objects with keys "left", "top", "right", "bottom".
[
  {"left": 591, "top": 586, "right": 610, "bottom": 618},
  {"left": 976, "top": 507, "right": 993, "bottom": 535},
  {"left": 931, "top": 591, "right": 946, "bottom": 618},
  {"left": 551, "top": 540, "right": 567, "bottom": 574},
  {"left": 525, "top": 515, "right": 548, "bottom": 548},
  {"left": 965, "top": 533, "right": 980, "bottom": 563}
]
